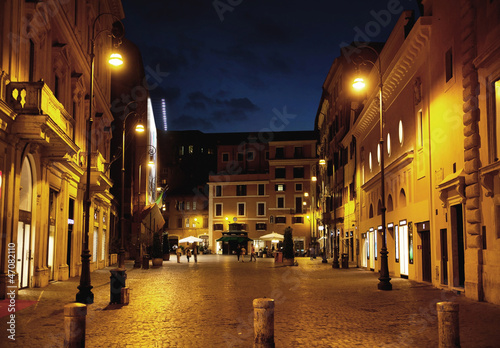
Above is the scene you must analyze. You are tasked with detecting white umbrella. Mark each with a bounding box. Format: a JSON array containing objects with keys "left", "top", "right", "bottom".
[
  {"left": 259, "top": 232, "right": 284, "bottom": 241},
  {"left": 179, "top": 236, "right": 203, "bottom": 243}
]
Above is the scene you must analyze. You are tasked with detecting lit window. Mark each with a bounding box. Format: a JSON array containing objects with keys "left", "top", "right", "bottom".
[
  {"left": 369, "top": 152, "right": 373, "bottom": 172},
  {"left": 185, "top": 218, "right": 190, "bottom": 228},
  {"left": 377, "top": 144, "right": 381, "bottom": 165},
  {"left": 399, "top": 120, "right": 404, "bottom": 145},
  {"left": 189, "top": 145, "right": 194, "bottom": 154},
  {"left": 276, "top": 184, "right": 285, "bottom": 192},
  {"left": 387, "top": 133, "right": 391, "bottom": 157}
]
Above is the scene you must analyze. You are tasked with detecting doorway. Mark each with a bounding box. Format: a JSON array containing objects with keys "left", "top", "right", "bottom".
[
  {"left": 399, "top": 223, "right": 409, "bottom": 278},
  {"left": 17, "top": 157, "right": 34, "bottom": 289},
  {"left": 451, "top": 204, "right": 465, "bottom": 288},
  {"left": 440, "top": 228, "right": 448, "bottom": 285},
  {"left": 420, "top": 230, "right": 431, "bottom": 282}
]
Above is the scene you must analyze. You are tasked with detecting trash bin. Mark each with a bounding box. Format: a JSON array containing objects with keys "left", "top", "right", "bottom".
[
  {"left": 341, "top": 253, "right": 349, "bottom": 269},
  {"left": 109, "top": 269, "right": 126, "bottom": 304},
  {"left": 142, "top": 254, "right": 150, "bottom": 269},
  {"left": 275, "top": 252, "right": 283, "bottom": 263}
]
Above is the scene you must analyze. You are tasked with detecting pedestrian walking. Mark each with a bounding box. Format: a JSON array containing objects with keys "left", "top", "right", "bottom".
[
  {"left": 176, "top": 246, "right": 182, "bottom": 263},
  {"left": 186, "top": 247, "right": 192, "bottom": 262},
  {"left": 193, "top": 242, "right": 198, "bottom": 263},
  {"left": 250, "top": 245, "right": 257, "bottom": 261},
  {"left": 241, "top": 246, "right": 246, "bottom": 262},
  {"left": 237, "top": 245, "right": 241, "bottom": 262}
]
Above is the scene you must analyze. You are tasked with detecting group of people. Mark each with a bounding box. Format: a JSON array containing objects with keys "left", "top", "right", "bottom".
[
  {"left": 236, "top": 245, "right": 257, "bottom": 262},
  {"left": 175, "top": 243, "right": 198, "bottom": 263}
]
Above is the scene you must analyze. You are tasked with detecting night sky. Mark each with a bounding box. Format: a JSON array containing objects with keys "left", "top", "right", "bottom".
[{"left": 120, "top": 0, "right": 420, "bottom": 133}]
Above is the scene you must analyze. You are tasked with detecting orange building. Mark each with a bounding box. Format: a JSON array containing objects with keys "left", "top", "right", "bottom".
[{"left": 208, "top": 131, "right": 317, "bottom": 256}]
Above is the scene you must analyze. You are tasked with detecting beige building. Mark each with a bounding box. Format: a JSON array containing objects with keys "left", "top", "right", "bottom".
[
  {"left": 317, "top": 0, "right": 500, "bottom": 304},
  {"left": 0, "top": 0, "right": 125, "bottom": 297}
]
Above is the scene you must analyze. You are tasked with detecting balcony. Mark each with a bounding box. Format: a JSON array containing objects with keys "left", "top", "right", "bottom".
[
  {"left": 80, "top": 151, "right": 112, "bottom": 196},
  {"left": 7, "top": 81, "right": 78, "bottom": 158}
]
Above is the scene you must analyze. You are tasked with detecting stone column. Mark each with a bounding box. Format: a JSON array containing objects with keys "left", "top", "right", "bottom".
[{"left": 460, "top": 0, "right": 483, "bottom": 301}]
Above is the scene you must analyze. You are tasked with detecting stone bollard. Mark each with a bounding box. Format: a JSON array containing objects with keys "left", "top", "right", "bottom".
[
  {"left": 437, "top": 302, "right": 460, "bottom": 348},
  {"left": 64, "top": 303, "right": 87, "bottom": 348},
  {"left": 253, "top": 298, "right": 275, "bottom": 348}
]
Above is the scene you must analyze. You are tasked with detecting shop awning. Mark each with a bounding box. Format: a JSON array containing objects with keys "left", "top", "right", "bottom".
[
  {"left": 216, "top": 236, "right": 253, "bottom": 243},
  {"left": 141, "top": 203, "right": 165, "bottom": 233}
]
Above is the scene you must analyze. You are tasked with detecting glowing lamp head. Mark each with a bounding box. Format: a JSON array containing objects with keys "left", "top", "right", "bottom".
[
  {"left": 353, "top": 77, "right": 366, "bottom": 90},
  {"left": 135, "top": 123, "right": 145, "bottom": 133},
  {"left": 108, "top": 53, "right": 123, "bottom": 66}
]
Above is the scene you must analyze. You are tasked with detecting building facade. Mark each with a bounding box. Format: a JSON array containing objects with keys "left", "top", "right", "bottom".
[
  {"left": 0, "top": 0, "right": 125, "bottom": 297},
  {"left": 317, "top": 0, "right": 500, "bottom": 305},
  {"left": 208, "top": 131, "right": 317, "bottom": 255}
]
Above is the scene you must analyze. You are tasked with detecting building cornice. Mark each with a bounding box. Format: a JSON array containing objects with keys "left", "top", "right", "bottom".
[{"left": 351, "top": 17, "right": 432, "bottom": 141}]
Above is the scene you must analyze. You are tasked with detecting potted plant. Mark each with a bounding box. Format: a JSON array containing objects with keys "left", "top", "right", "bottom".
[
  {"left": 282, "top": 226, "right": 295, "bottom": 266},
  {"left": 162, "top": 233, "right": 171, "bottom": 261},
  {"left": 151, "top": 232, "right": 163, "bottom": 267}
]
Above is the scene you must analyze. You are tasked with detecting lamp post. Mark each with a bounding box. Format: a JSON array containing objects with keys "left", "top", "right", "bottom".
[
  {"left": 76, "top": 13, "right": 124, "bottom": 304},
  {"left": 353, "top": 45, "right": 392, "bottom": 290},
  {"left": 118, "top": 111, "right": 144, "bottom": 270},
  {"left": 332, "top": 228, "right": 340, "bottom": 268},
  {"left": 319, "top": 224, "right": 327, "bottom": 263}
]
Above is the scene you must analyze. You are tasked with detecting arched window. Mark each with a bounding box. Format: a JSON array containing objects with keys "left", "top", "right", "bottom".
[
  {"left": 377, "top": 199, "right": 382, "bottom": 215},
  {"left": 387, "top": 194, "right": 394, "bottom": 212},
  {"left": 399, "top": 188, "right": 407, "bottom": 208},
  {"left": 369, "top": 204, "right": 374, "bottom": 218}
]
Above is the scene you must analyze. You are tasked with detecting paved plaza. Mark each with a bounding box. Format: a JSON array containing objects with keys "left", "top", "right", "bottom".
[{"left": 1, "top": 255, "right": 500, "bottom": 347}]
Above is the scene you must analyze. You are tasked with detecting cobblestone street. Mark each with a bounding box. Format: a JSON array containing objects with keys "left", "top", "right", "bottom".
[{"left": 2, "top": 255, "right": 500, "bottom": 347}]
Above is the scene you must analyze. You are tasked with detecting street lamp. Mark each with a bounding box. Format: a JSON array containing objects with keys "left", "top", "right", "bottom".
[
  {"left": 76, "top": 13, "right": 124, "bottom": 305},
  {"left": 118, "top": 111, "right": 145, "bottom": 270},
  {"left": 352, "top": 45, "right": 392, "bottom": 291}
]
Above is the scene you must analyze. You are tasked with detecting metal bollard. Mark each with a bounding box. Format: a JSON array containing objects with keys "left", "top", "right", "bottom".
[
  {"left": 437, "top": 302, "right": 460, "bottom": 348},
  {"left": 253, "top": 298, "right": 275, "bottom": 348},
  {"left": 64, "top": 303, "right": 87, "bottom": 348}
]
